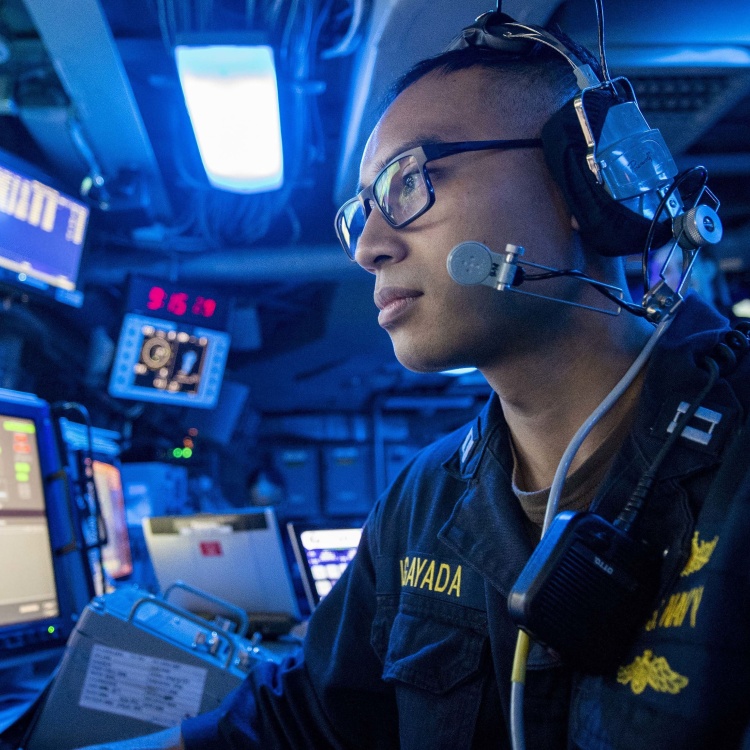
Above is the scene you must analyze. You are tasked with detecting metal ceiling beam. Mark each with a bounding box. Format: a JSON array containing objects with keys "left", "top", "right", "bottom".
[
  {"left": 20, "top": 0, "right": 172, "bottom": 219},
  {"left": 82, "top": 244, "right": 361, "bottom": 285}
]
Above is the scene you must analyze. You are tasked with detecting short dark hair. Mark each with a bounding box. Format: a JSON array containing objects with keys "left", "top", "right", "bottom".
[{"left": 383, "top": 27, "right": 602, "bottom": 132}]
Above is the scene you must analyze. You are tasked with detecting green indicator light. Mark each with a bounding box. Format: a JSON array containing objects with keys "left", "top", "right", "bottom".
[
  {"left": 172, "top": 448, "right": 183, "bottom": 458},
  {"left": 14, "top": 462, "right": 30, "bottom": 471},
  {"left": 182, "top": 447, "right": 193, "bottom": 459},
  {"left": 3, "top": 421, "right": 35, "bottom": 434},
  {"left": 47, "top": 626, "right": 55, "bottom": 634},
  {"left": 16, "top": 474, "right": 30, "bottom": 482}
]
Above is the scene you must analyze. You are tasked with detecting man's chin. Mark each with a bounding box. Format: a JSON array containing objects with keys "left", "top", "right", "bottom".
[{"left": 392, "top": 347, "right": 468, "bottom": 375}]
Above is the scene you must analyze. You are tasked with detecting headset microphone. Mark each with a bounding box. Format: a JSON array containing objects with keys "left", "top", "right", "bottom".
[{"left": 447, "top": 241, "right": 520, "bottom": 288}]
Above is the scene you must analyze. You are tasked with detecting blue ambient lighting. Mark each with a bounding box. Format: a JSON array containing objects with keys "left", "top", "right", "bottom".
[{"left": 175, "top": 44, "right": 284, "bottom": 193}]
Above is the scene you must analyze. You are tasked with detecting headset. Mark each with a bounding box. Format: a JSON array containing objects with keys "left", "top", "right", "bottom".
[{"left": 444, "top": 1, "right": 723, "bottom": 323}]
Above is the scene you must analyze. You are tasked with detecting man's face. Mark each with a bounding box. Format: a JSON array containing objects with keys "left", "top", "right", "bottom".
[{"left": 354, "top": 67, "right": 577, "bottom": 373}]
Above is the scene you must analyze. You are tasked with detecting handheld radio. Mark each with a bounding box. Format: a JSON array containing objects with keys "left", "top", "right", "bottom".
[{"left": 507, "top": 511, "right": 660, "bottom": 672}]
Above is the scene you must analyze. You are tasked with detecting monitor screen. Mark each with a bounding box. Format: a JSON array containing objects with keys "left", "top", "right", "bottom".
[
  {"left": 0, "top": 159, "right": 89, "bottom": 307},
  {"left": 287, "top": 523, "right": 362, "bottom": 610},
  {"left": 91, "top": 460, "right": 133, "bottom": 582},
  {"left": 108, "top": 313, "right": 230, "bottom": 409},
  {"left": 0, "top": 414, "right": 60, "bottom": 629}
]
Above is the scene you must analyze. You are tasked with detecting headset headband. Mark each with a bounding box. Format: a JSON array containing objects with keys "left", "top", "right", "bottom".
[{"left": 446, "top": 11, "right": 601, "bottom": 90}]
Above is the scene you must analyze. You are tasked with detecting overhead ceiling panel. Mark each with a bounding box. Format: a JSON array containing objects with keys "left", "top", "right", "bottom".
[{"left": 20, "top": 0, "right": 172, "bottom": 219}]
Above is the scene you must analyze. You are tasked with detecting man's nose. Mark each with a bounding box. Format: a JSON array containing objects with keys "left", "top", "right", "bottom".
[{"left": 354, "top": 207, "right": 407, "bottom": 272}]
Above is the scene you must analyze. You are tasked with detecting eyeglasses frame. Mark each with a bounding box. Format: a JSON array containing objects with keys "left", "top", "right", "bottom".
[{"left": 335, "top": 138, "right": 543, "bottom": 259}]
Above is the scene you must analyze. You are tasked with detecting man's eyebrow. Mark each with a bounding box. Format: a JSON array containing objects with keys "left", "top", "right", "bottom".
[{"left": 357, "top": 135, "right": 448, "bottom": 192}]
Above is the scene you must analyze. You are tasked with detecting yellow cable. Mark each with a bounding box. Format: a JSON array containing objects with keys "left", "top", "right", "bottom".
[{"left": 511, "top": 630, "right": 531, "bottom": 684}]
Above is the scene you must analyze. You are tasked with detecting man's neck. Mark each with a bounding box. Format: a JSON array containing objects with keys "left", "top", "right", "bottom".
[{"left": 482, "top": 312, "right": 653, "bottom": 491}]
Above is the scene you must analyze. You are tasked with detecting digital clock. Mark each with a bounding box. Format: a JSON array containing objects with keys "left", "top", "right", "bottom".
[
  {"left": 126, "top": 275, "right": 231, "bottom": 329},
  {"left": 146, "top": 285, "right": 217, "bottom": 319}
]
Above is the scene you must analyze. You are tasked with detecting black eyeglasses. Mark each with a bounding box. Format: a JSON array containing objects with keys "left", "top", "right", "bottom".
[{"left": 334, "top": 138, "right": 543, "bottom": 260}]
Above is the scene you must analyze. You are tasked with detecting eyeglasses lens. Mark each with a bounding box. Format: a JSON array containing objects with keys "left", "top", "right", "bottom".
[
  {"left": 339, "top": 201, "right": 365, "bottom": 258},
  {"left": 339, "top": 154, "right": 430, "bottom": 259},
  {"left": 375, "top": 155, "right": 429, "bottom": 225}
]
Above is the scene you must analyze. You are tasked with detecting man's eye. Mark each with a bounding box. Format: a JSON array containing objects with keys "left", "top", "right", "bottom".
[{"left": 401, "top": 172, "right": 419, "bottom": 195}]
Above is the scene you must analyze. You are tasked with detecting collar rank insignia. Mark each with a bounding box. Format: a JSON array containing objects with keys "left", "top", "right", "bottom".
[
  {"left": 460, "top": 423, "right": 479, "bottom": 471},
  {"left": 666, "top": 402, "right": 723, "bottom": 447}
]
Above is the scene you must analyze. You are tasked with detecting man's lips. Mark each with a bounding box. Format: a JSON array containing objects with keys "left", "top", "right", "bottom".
[
  {"left": 374, "top": 286, "right": 423, "bottom": 310},
  {"left": 374, "top": 286, "right": 423, "bottom": 326}
]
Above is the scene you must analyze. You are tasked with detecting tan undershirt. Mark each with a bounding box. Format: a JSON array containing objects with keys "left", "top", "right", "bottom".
[{"left": 510, "top": 371, "right": 645, "bottom": 534}]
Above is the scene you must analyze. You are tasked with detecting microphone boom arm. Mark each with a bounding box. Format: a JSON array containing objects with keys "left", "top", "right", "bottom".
[{"left": 447, "top": 241, "right": 627, "bottom": 316}]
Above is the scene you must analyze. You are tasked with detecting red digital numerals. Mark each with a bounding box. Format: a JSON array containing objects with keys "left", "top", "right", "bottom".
[
  {"left": 166, "top": 291, "right": 188, "bottom": 316},
  {"left": 192, "top": 296, "right": 217, "bottom": 317},
  {"left": 146, "top": 286, "right": 216, "bottom": 318},
  {"left": 146, "top": 285, "right": 168, "bottom": 311}
]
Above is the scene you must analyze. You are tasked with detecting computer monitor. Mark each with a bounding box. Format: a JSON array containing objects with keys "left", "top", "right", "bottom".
[
  {"left": 91, "top": 460, "right": 133, "bottom": 582},
  {"left": 0, "top": 150, "right": 89, "bottom": 308},
  {"left": 286, "top": 522, "right": 363, "bottom": 611},
  {"left": 0, "top": 389, "right": 80, "bottom": 666}
]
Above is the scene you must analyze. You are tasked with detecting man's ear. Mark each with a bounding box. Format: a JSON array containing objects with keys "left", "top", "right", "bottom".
[{"left": 571, "top": 215, "right": 581, "bottom": 231}]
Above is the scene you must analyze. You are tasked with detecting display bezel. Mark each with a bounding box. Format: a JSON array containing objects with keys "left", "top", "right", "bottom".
[{"left": 108, "top": 313, "right": 230, "bottom": 409}]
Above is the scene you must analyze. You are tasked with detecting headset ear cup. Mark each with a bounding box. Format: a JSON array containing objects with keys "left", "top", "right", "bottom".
[{"left": 541, "top": 95, "right": 672, "bottom": 257}]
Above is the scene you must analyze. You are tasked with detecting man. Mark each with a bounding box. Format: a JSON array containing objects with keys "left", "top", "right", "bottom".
[{"left": 78, "top": 16, "right": 750, "bottom": 750}]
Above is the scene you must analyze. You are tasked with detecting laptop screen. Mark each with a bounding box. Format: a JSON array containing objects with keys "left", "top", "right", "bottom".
[
  {"left": 287, "top": 523, "right": 362, "bottom": 611},
  {"left": 143, "top": 507, "right": 301, "bottom": 622}
]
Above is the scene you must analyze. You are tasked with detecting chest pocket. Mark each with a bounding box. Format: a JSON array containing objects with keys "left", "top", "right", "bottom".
[{"left": 371, "top": 592, "right": 489, "bottom": 750}]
